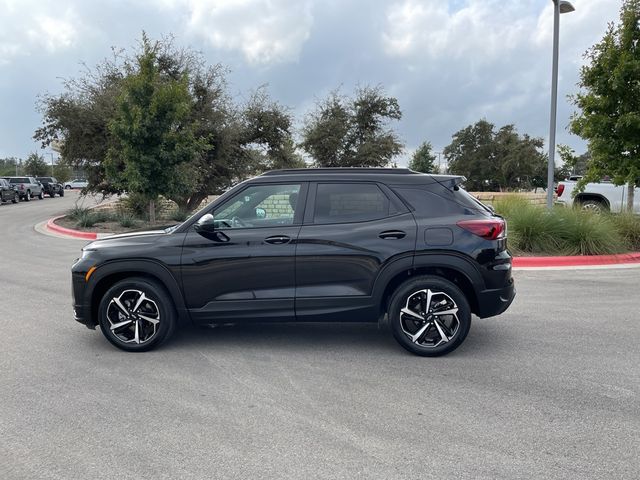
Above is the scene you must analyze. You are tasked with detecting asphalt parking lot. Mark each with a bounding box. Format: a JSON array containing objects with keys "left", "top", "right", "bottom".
[{"left": 1, "top": 194, "right": 639, "bottom": 480}]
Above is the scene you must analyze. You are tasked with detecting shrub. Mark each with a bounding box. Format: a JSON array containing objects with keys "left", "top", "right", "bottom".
[
  {"left": 170, "top": 209, "right": 189, "bottom": 222},
  {"left": 67, "top": 205, "right": 91, "bottom": 220},
  {"left": 554, "top": 208, "right": 625, "bottom": 255},
  {"left": 117, "top": 212, "right": 138, "bottom": 228},
  {"left": 611, "top": 213, "right": 640, "bottom": 251},
  {"left": 496, "top": 195, "right": 629, "bottom": 255},
  {"left": 76, "top": 211, "right": 99, "bottom": 228}
]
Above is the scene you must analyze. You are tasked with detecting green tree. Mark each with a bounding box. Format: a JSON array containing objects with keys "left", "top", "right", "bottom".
[
  {"left": 0, "top": 157, "right": 21, "bottom": 176},
  {"left": 408, "top": 141, "right": 438, "bottom": 173},
  {"left": 35, "top": 34, "right": 301, "bottom": 212},
  {"left": 570, "top": 0, "right": 640, "bottom": 211},
  {"left": 444, "top": 120, "right": 546, "bottom": 191},
  {"left": 300, "top": 86, "right": 403, "bottom": 167},
  {"left": 24, "top": 153, "right": 49, "bottom": 176},
  {"left": 557, "top": 145, "right": 590, "bottom": 179},
  {"left": 107, "top": 35, "right": 203, "bottom": 223},
  {"left": 53, "top": 161, "right": 72, "bottom": 183}
]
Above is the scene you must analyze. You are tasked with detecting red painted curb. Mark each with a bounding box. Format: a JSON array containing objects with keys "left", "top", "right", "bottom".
[
  {"left": 513, "top": 252, "right": 640, "bottom": 267},
  {"left": 46, "top": 216, "right": 97, "bottom": 240}
]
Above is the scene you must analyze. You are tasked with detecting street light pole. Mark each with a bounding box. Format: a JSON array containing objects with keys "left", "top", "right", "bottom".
[{"left": 547, "top": 0, "right": 575, "bottom": 209}]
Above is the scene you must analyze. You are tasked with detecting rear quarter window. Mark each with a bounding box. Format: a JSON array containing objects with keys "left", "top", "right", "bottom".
[{"left": 393, "top": 185, "right": 490, "bottom": 217}]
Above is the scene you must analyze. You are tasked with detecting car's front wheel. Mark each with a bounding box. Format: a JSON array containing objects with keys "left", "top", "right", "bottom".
[
  {"left": 389, "top": 276, "right": 471, "bottom": 357},
  {"left": 12, "top": 192, "right": 19, "bottom": 203},
  {"left": 24, "top": 191, "right": 31, "bottom": 201},
  {"left": 38, "top": 190, "right": 44, "bottom": 199},
  {"left": 98, "top": 278, "right": 177, "bottom": 352}
]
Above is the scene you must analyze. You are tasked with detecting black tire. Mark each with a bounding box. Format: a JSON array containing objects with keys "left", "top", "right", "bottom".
[
  {"left": 389, "top": 275, "right": 471, "bottom": 357},
  {"left": 65, "top": 185, "right": 71, "bottom": 190},
  {"left": 38, "top": 190, "right": 44, "bottom": 200},
  {"left": 12, "top": 192, "right": 19, "bottom": 204},
  {"left": 25, "top": 191, "right": 31, "bottom": 202},
  {"left": 98, "top": 277, "right": 177, "bottom": 352},
  {"left": 50, "top": 191, "right": 56, "bottom": 198},
  {"left": 59, "top": 189, "right": 64, "bottom": 197}
]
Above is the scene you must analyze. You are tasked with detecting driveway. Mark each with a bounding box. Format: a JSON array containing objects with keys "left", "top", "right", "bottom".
[{"left": 1, "top": 194, "right": 638, "bottom": 479}]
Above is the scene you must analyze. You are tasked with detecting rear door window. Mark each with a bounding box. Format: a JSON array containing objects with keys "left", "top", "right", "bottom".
[{"left": 313, "top": 183, "right": 392, "bottom": 224}]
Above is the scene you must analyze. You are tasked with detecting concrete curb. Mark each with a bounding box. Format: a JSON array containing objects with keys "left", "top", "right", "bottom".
[
  {"left": 46, "top": 216, "right": 113, "bottom": 240},
  {"left": 44, "top": 215, "right": 640, "bottom": 269}
]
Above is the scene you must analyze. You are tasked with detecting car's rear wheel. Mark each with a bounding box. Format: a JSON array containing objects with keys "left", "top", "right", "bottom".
[
  {"left": 98, "top": 278, "right": 177, "bottom": 352},
  {"left": 389, "top": 275, "right": 471, "bottom": 357},
  {"left": 25, "top": 191, "right": 31, "bottom": 201},
  {"left": 12, "top": 192, "right": 18, "bottom": 203},
  {"left": 38, "top": 190, "right": 44, "bottom": 199},
  {"left": 59, "top": 189, "right": 64, "bottom": 197},
  {"left": 65, "top": 185, "right": 71, "bottom": 189}
]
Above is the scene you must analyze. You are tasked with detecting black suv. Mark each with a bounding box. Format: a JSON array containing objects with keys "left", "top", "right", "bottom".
[
  {"left": 36, "top": 177, "right": 64, "bottom": 198},
  {"left": 72, "top": 168, "right": 515, "bottom": 356}
]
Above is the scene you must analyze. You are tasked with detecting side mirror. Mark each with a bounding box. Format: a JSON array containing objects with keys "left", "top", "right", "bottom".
[{"left": 194, "top": 213, "right": 215, "bottom": 233}]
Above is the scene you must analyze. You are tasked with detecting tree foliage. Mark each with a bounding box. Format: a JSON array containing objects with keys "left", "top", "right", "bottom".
[
  {"left": 106, "top": 36, "right": 204, "bottom": 222},
  {"left": 35, "top": 34, "right": 302, "bottom": 212},
  {"left": 444, "top": 119, "right": 546, "bottom": 191},
  {"left": 300, "top": 86, "right": 403, "bottom": 167},
  {"left": 24, "top": 153, "right": 49, "bottom": 176},
  {"left": 408, "top": 141, "right": 438, "bottom": 173},
  {"left": 570, "top": 0, "right": 640, "bottom": 211},
  {"left": 0, "top": 157, "right": 21, "bottom": 176}
]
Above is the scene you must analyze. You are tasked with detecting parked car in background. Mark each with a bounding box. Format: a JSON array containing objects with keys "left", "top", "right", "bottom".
[
  {"left": 72, "top": 168, "right": 515, "bottom": 356},
  {"left": 36, "top": 177, "right": 64, "bottom": 197},
  {"left": 0, "top": 178, "right": 19, "bottom": 204},
  {"left": 64, "top": 179, "right": 88, "bottom": 190},
  {"left": 556, "top": 178, "right": 640, "bottom": 213},
  {"left": 4, "top": 177, "right": 44, "bottom": 201}
]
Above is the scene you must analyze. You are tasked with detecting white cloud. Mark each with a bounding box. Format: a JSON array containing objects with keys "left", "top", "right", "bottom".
[
  {"left": 182, "top": 0, "right": 314, "bottom": 65},
  {"left": 0, "top": 1, "right": 79, "bottom": 64}
]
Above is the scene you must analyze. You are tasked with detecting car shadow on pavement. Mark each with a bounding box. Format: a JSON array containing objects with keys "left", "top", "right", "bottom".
[{"left": 159, "top": 318, "right": 510, "bottom": 357}]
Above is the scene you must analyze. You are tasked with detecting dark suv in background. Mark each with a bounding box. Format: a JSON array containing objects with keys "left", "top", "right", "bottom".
[
  {"left": 72, "top": 168, "right": 515, "bottom": 356},
  {"left": 36, "top": 177, "right": 64, "bottom": 197}
]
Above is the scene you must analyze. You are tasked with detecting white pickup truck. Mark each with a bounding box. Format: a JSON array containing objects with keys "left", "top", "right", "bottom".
[{"left": 556, "top": 179, "right": 640, "bottom": 213}]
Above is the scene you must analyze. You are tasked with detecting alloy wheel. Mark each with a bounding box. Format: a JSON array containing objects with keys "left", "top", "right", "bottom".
[
  {"left": 106, "top": 289, "right": 161, "bottom": 344},
  {"left": 399, "top": 289, "right": 460, "bottom": 348}
]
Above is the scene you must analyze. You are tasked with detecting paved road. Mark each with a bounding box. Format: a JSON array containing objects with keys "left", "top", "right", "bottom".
[{"left": 1, "top": 194, "right": 639, "bottom": 480}]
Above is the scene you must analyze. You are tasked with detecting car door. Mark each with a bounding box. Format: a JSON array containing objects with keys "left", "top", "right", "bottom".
[
  {"left": 295, "top": 182, "right": 417, "bottom": 322},
  {"left": 180, "top": 182, "right": 308, "bottom": 324}
]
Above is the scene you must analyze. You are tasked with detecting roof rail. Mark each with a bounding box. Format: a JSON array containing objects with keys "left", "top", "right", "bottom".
[{"left": 261, "top": 167, "right": 415, "bottom": 176}]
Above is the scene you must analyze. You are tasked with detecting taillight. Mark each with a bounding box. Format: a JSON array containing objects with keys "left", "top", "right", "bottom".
[
  {"left": 556, "top": 184, "right": 565, "bottom": 197},
  {"left": 457, "top": 219, "right": 505, "bottom": 240}
]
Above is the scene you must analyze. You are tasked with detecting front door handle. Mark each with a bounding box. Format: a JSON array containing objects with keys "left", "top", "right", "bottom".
[
  {"left": 379, "top": 230, "right": 406, "bottom": 240},
  {"left": 264, "top": 235, "right": 291, "bottom": 245}
]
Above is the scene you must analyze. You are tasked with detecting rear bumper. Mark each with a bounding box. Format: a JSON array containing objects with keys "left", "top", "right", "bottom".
[{"left": 475, "top": 281, "right": 516, "bottom": 318}]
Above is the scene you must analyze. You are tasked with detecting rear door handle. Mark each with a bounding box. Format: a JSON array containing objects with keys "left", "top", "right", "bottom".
[
  {"left": 264, "top": 235, "right": 291, "bottom": 245},
  {"left": 379, "top": 230, "right": 406, "bottom": 240}
]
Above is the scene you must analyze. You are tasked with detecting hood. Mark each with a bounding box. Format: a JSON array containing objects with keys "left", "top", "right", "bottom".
[{"left": 84, "top": 228, "right": 173, "bottom": 251}]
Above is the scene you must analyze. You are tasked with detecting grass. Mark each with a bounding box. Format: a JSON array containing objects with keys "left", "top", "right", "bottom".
[{"left": 493, "top": 195, "right": 634, "bottom": 255}]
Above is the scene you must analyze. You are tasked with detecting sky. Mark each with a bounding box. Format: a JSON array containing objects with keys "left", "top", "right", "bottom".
[{"left": 0, "top": 0, "right": 624, "bottom": 166}]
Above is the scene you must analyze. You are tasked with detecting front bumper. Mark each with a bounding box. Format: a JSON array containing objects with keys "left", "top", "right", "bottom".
[
  {"left": 475, "top": 281, "right": 516, "bottom": 318},
  {"left": 72, "top": 270, "right": 96, "bottom": 329}
]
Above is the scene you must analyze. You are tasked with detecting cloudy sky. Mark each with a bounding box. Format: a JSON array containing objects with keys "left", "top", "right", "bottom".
[{"left": 0, "top": 0, "right": 623, "bottom": 165}]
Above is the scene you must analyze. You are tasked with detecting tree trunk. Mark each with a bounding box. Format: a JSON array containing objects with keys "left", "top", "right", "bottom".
[
  {"left": 627, "top": 180, "right": 635, "bottom": 213},
  {"left": 149, "top": 199, "right": 156, "bottom": 224},
  {"left": 186, "top": 193, "right": 208, "bottom": 212}
]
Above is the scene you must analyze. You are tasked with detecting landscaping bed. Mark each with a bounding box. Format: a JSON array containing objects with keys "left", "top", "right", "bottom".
[{"left": 492, "top": 196, "right": 640, "bottom": 255}]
